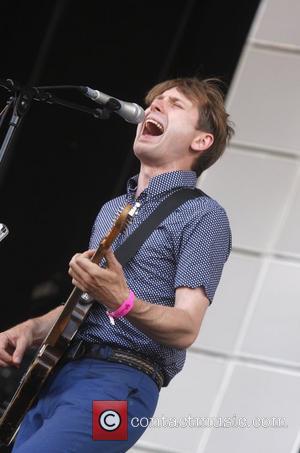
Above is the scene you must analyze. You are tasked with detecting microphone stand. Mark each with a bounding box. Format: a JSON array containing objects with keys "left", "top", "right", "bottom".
[
  {"left": 0, "top": 79, "right": 114, "bottom": 166},
  {"left": 0, "top": 79, "right": 115, "bottom": 240}
]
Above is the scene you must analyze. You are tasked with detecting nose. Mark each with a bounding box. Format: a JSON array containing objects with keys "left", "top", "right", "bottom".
[{"left": 149, "top": 97, "right": 164, "bottom": 113}]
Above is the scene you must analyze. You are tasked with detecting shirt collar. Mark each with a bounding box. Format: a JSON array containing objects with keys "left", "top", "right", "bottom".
[{"left": 127, "top": 170, "right": 197, "bottom": 198}]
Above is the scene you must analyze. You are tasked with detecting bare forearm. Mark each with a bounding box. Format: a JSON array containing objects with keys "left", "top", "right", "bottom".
[
  {"left": 68, "top": 250, "right": 208, "bottom": 349},
  {"left": 127, "top": 298, "right": 196, "bottom": 349},
  {"left": 0, "top": 306, "right": 64, "bottom": 367},
  {"left": 28, "top": 305, "right": 64, "bottom": 346}
]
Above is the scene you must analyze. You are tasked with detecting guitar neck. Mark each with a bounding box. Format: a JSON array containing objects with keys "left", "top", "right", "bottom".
[
  {"left": 42, "top": 240, "right": 108, "bottom": 347},
  {"left": 41, "top": 204, "right": 134, "bottom": 349}
]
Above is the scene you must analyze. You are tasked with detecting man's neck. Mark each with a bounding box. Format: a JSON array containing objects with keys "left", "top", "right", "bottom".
[{"left": 135, "top": 164, "right": 187, "bottom": 198}]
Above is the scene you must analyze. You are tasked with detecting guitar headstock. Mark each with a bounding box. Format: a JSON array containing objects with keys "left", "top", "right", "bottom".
[{"left": 111, "top": 201, "right": 141, "bottom": 232}]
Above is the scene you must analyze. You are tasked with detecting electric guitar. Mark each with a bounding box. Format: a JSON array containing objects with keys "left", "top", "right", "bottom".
[{"left": 0, "top": 203, "right": 136, "bottom": 445}]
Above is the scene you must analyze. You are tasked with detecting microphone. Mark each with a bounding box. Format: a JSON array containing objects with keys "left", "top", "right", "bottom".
[
  {"left": 0, "top": 224, "right": 9, "bottom": 243},
  {"left": 80, "top": 87, "right": 145, "bottom": 124}
]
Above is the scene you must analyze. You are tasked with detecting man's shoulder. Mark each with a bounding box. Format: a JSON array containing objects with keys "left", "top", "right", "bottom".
[
  {"left": 178, "top": 190, "right": 228, "bottom": 218},
  {"left": 172, "top": 191, "right": 231, "bottom": 240}
]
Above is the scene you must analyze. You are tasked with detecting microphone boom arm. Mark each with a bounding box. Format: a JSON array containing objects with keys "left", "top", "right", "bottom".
[{"left": 0, "top": 80, "right": 117, "bottom": 172}]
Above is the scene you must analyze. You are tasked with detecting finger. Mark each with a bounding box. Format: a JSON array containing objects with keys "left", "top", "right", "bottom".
[
  {"left": 0, "top": 336, "right": 14, "bottom": 364},
  {"left": 71, "top": 277, "right": 86, "bottom": 292},
  {"left": 104, "top": 248, "right": 121, "bottom": 269},
  {"left": 0, "top": 348, "right": 13, "bottom": 364},
  {"left": 69, "top": 256, "right": 93, "bottom": 282},
  {"left": 69, "top": 252, "right": 81, "bottom": 267},
  {"left": 82, "top": 249, "right": 96, "bottom": 259},
  {"left": 12, "top": 337, "right": 28, "bottom": 365},
  {"left": 73, "top": 255, "right": 101, "bottom": 276},
  {"left": 69, "top": 250, "right": 95, "bottom": 268},
  {"left": 0, "top": 359, "right": 10, "bottom": 367}
]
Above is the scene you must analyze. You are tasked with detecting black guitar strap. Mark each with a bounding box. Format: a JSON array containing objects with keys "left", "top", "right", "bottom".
[{"left": 115, "top": 187, "right": 205, "bottom": 267}]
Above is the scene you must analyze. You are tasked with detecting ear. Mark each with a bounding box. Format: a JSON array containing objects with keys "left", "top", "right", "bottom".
[{"left": 191, "top": 132, "right": 214, "bottom": 153}]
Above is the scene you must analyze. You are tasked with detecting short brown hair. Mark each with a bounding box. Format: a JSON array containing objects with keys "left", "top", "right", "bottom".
[{"left": 145, "top": 77, "right": 234, "bottom": 176}]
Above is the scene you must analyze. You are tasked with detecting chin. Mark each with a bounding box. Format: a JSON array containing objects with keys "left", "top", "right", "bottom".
[
  {"left": 134, "top": 141, "right": 155, "bottom": 156},
  {"left": 134, "top": 145, "right": 162, "bottom": 167}
]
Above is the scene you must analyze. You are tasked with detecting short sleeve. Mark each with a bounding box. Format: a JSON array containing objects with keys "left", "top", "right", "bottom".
[{"left": 174, "top": 207, "right": 231, "bottom": 304}]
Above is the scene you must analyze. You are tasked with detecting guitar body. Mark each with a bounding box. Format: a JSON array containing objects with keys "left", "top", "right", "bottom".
[
  {"left": 0, "top": 203, "right": 135, "bottom": 445},
  {"left": 0, "top": 344, "right": 61, "bottom": 445}
]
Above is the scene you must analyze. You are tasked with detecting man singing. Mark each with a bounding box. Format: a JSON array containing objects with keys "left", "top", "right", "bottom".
[{"left": 0, "top": 77, "right": 234, "bottom": 452}]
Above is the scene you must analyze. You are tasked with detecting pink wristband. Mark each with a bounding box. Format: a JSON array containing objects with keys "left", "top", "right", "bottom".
[{"left": 106, "top": 290, "right": 135, "bottom": 319}]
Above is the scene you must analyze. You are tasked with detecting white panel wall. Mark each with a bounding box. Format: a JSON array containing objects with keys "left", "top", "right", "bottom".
[
  {"left": 227, "top": 48, "right": 300, "bottom": 154},
  {"left": 132, "top": 1, "right": 300, "bottom": 451}
]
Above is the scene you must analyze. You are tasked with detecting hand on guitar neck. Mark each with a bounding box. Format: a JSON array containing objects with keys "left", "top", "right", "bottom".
[
  {"left": 0, "top": 305, "right": 63, "bottom": 368},
  {"left": 68, "top": 248, "right": 130, "bottom": 310}
]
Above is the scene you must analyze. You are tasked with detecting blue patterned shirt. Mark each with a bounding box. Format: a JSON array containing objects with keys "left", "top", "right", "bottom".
[{"left": 76, "top": 170, "right": 231, "bottom": 385}]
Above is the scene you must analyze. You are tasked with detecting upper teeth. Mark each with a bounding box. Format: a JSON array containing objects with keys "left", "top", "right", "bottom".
[{"left": 146, "top": 119, "right": 164, "bottom": 132}]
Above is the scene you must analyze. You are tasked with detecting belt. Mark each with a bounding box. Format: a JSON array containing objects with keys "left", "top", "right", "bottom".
[{"left": 63, "top": 340, "right": 164, "bottom": 390}]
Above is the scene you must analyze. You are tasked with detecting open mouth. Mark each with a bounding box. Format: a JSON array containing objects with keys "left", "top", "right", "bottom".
[{"left": 142, "top": 118, "right": 164, "bottom": 137}]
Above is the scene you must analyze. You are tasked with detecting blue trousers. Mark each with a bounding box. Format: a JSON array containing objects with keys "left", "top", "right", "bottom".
[{"left": 12, "top": 358, "right": 159, "bottom": 452}]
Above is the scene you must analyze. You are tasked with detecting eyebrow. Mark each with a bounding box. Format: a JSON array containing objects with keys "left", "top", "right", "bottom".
[
  {"left": 170, "top": 96, "right": 185, "bottom": 104},
  {"left": 156, "top": 94, "right": 187, "bottom": 105}
]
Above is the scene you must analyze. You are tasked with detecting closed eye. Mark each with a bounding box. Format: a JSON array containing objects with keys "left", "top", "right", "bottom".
[{"left": 171, "top": 100, "right": 184, "bottom": 109}]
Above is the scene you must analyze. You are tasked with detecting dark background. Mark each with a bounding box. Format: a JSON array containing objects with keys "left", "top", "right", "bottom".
[{"left": 0, "top": 1, "right": 259, "bottom": 446}]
